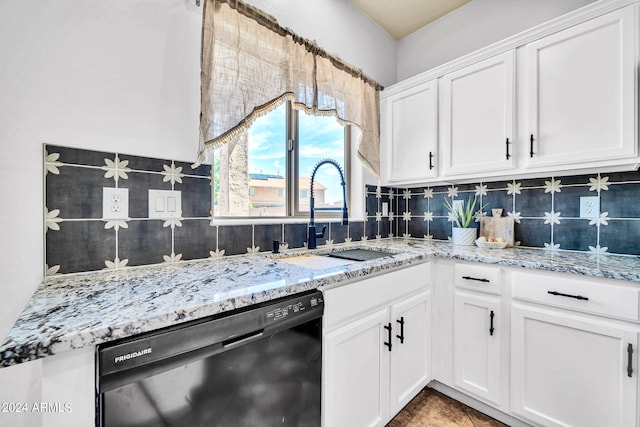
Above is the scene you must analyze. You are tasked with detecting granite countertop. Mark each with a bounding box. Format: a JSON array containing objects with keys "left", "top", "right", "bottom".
[{"left": 2, "top": 238, "right": 640, "bottom": 368}]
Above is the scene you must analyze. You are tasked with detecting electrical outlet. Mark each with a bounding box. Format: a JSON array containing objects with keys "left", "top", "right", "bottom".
[
  {"left": 148, "top": 189, "right": 182, "bottom": 219},
  {"left": 382, "top": 201, "right": 389, "bottom": 217},
  {"left": 452, "top": 200, "right": 464, "bottom": 212},
  {"left": 579, "top": 196, "right": 599, "bottom": 219},
  {"left": 102, "top": 188, "right": 129, "bottom": 220}
]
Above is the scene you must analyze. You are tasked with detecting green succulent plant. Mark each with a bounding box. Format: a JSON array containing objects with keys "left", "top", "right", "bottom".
[{"left": 444, "top": 195, "right": 486, "bottom": 228}]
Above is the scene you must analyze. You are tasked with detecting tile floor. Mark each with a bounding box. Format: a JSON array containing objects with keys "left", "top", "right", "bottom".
[{"left": 387, "top": 388, "right": 507, "bottom": 427}]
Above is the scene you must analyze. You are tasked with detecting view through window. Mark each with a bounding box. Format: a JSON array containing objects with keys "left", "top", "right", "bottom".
[{"left": 212, "top": 103, "right": 348, "bottom": 218}]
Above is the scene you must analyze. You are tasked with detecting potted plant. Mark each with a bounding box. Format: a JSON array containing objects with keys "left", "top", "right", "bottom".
[{"left": 444, "top": 195, "right": 484, "bottom": 246}]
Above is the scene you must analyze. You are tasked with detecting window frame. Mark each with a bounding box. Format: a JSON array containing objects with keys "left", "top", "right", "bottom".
[{"left": 213, "top": 101, "right": 350, "bottom": 220}]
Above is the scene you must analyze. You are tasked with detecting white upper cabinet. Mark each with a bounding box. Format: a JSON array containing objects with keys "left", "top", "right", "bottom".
[
  {"left": 442, "top": 52, "right": 516, "bottom": 176},
  {"left": 380, "top": 79, "right": 438, "bottom": 184},
  {"left": 524, "top": 5, "right": 637, "bottom": 169}
]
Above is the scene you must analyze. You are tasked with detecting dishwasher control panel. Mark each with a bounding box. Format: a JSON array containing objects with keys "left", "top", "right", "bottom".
[{"left": 266, "top": 293, "right": 324, "bottom": 323}]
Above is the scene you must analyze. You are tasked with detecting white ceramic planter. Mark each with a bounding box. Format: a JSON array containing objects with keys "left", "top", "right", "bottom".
[{"left": 452, "top": 227, "right": 477, "bottom": 246}]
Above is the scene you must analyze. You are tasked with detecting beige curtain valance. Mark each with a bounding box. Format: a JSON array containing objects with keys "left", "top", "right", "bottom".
[{"left": 198, "top": 0, "right": 382, "bottom": 176}]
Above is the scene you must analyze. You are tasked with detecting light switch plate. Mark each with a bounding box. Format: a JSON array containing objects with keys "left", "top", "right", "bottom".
[
  {"left": 102, "top": 187, "right": 129, "bottom": 220},
  {"left": 148, "top": 190, "right": 182, "bottom": 219},
  {"left": 579, "top": 196, "right": 599, "bottom": 218}
]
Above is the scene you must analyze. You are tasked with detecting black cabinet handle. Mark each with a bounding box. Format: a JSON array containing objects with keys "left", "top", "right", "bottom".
[
  {"left": 462, "top": 276, "right": 490, "bottom": 283},
  {"left": 489, "top": 310, "right": 495, "bottom": 336},
  {"left": 547, "top": 291, "right": 589, "bottom": 301},
  {"left": 428, "top": 151, "right": 434, "bottom": 170},
  {"left": 505, "top": 138, "right": 511, "bottom": 160},
  {"left": 628, "top": 343, "right": 634, "bottom": 378},
  {"left": 396, "top": 317, "right": 405, "bottom": 344},
  {"left": 383, "top": 323, "right": 392, "bottom": 351},
  {"left": 529, "top": 134, "right": 535, "bottom": 158}
]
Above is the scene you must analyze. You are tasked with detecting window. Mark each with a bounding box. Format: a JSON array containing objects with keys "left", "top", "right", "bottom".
[{"left": 212, "top": 102, "right": 349, "bottom": 218}]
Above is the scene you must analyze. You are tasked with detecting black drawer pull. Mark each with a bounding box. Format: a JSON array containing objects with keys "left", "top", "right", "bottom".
[
  {"left": 462, "top": 276, "right": 490, "bottom": 283},
  {"left": 547, "top": 291, "right": 589, "bottom": 301},
  {"left": 628, "top": 344, "right": 634, "bottom": 378},
  {"left": 428, "top": 151, "right": 434, "bottom": 170},
  {"left": 489, "top": 310, "right": 495, "bottom": 336},
  {"left": 383, "top": 323, "right": 392, "bottom": 352},
  {"left": 396, "top": 317, "right": 405, "bottom": 344}
]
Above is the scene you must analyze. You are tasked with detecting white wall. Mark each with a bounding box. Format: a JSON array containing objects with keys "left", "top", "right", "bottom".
[
  {"left": 0, "top": 1, "right": 394, "bottom": 425},
  {"left": 397, "top": 0, "right": 596, "bottom": 81}
]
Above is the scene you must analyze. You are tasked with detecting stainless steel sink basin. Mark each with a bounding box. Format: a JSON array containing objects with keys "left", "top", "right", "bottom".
[
  {"left": 277, "top": 254, "right": 357, "bottom": 270},
  {"left": 326, "top": 248, "right": 392, "bottom": 262},
  {"left": 277, "top": 248, "right": 393, "bottom": 270}
]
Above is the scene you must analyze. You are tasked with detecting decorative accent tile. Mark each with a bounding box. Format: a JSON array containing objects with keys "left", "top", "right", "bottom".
[
  {"left": 119, "top": 220, "right": 171, "bottom": 267},
  {"left": 218, "top": 225, "right": 252, "bottom": 256},
  {"left": 601, "top": 183, "right": 640, "bottom": 218},
  {"left": 366, "top": 220, "right": 377, "bottom": 240},
  {"left": 348, "top": 221, "right": 364, "bottom": 242},
  {"left": 175, "top": 219, "right": 216, "bottom": 261},
  {"left": 515, "top": 188, "right": 551, "bottom": 217},
  {"left": 553, "top": 219, "right": 596, "bottom": 252},
  {"left": 408, "top": 218, "right": 428, "bottom": 238},
  {"left": 253, "top": 224, "right": 282, "bottom": 253},
  {"left": 430, "top": 193, "right": 449, "bottom": 217},
  {"left": 46, "top": 166, "right": 110, "bottom": 219},
  {"left": 515, "top": 219, "right": 549, "bottom": 248},
  {"left": 599, "top": 220, "right": 640, "bottom": 255},
  {"left": 46, "top": 220, "right": 116, "bottom": 274},
  {"left": 408, "top": 194, "right": 428, "bottom": 216},
  {"left": 284, "top": 223, "right": 307, "bottom": 248},
  {"left": 330, "top": 222, "right": 348, "bottom": 244},
  {"left": 430, "top": 218, "right": 451, "bottom": 240},
  {"left": 177, "top": 176, "right": 213, "bottom": 218}
]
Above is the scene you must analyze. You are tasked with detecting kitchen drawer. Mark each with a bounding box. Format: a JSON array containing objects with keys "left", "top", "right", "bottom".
[
  {"left": 512, "top": 270, "right": 640, "bottom": 322},
  {"left": 322, "top": 262, "right": 430, "bottom": 330},
  {"left": 454, "top": 263, "right": 501, "bottom": 295}
]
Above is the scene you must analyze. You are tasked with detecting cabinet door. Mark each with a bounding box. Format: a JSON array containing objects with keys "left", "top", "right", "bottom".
[
  {"left": 453, "top": 291, "right": 501, "bottom": 405},
  {"left": 382, "top": 80, "right": 438, "bottom": 184},
  {"left": 525, "top": 6, "right": 637, "bottom": 168},
  {"left": 324, "top": 308, "right": 390, "bottom": 427},
  {"left": 442, "top": 51, "right": 515, "bottom": 176},
  {"left": 511, "top": 304, "right": 639, "bottom": 427},
  {"left": 389, "top": 291, "right": 431, "bottom": 416}
]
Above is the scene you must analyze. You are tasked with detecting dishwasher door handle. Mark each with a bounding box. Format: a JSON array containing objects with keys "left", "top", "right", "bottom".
[{"left": 223, "top": 330, "right": 265, "bottom": 349}]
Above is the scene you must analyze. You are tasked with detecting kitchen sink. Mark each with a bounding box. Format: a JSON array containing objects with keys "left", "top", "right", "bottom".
[
  {"left": 277, "top": 248, "right": 393, "bottom": 270},
  {"left": 277, "top": 254, "right": 357, "bottom": 269}
]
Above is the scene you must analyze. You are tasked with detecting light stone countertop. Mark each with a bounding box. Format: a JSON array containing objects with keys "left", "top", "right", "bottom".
[{"left": 2, "top": 238, "right": 640, "bottom": 368}]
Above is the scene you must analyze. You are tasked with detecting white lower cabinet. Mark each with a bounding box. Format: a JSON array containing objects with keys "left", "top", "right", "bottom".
[
  {"left": 322, "top": 263, "right": 431, "bottom": 427},
  {"left": 324, "top": 308, "right": 391, "bottom": 427},
  {"left": 453, "top": 291, "right": 502, "bottom": 406},
  {"left": 389, "top": 292, "right": 431, "bottom": 415},
  {"left": 511, "top": 303, "right": 639, "bottom": 427}
]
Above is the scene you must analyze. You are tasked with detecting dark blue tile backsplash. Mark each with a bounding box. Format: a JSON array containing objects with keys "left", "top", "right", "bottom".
[
  {"left": 368, "top": 171, "right": 640, "bottom": 256},
  {"left": 44, "top": 145, "right": 365, "bottom": 275},
  {"left": 43, "top": 144, "right": 640, "bottom": 275}
]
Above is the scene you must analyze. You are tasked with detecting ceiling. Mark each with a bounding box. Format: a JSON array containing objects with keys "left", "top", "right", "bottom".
[{"left": 351, "top": 0, "right": 472, "bottom": 40}]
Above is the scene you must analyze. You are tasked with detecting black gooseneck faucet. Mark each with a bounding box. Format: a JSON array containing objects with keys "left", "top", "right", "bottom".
[{"left": 308, "top": 159, "right": 348, "bottom": 249}]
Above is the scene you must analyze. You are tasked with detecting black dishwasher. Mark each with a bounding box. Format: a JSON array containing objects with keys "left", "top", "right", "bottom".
[{"left": 96, "top": 291, "right": 323, "bottom": 427}]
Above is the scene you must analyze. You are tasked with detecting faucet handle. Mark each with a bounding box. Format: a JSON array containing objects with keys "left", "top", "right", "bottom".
[{"left": 315, "top": 225, "right": 327, "bottom": 238}]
